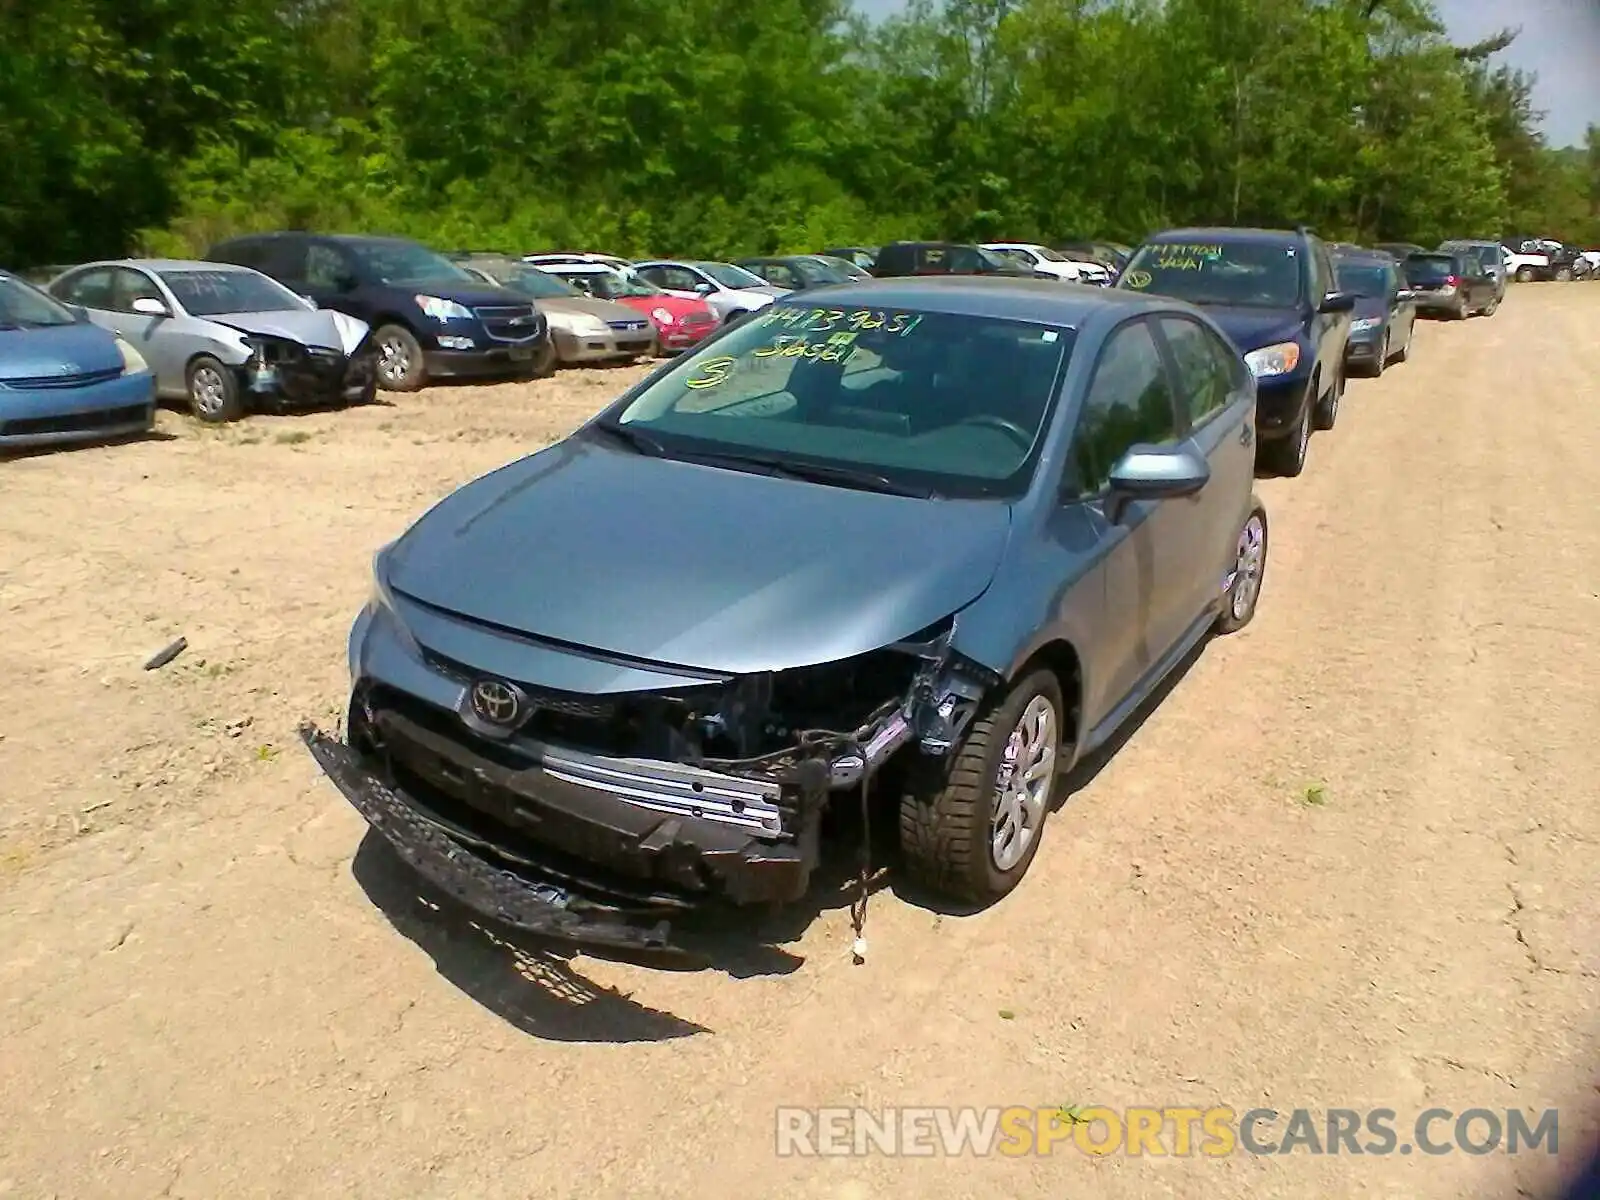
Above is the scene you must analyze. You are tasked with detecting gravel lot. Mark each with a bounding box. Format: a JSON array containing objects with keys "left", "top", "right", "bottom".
[{"left": 1, "top": 290, "right": 1596, "bottom": 1199}]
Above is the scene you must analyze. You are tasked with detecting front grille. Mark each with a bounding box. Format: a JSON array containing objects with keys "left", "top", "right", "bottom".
[
  {"left": 606, "top": 319, "right": 650, "bottom": 332},
  {"left": 0, "top": 403, "right": 149, "bottom": 438},
  {"left": 473, "top": 304, "right": 543, "bottom": 343},
  {"left": 1, "top": 367, "right": 123, "bottom": 391}
]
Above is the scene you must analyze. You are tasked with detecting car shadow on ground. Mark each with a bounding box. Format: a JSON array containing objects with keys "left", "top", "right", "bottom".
[
  {"left": 351, "top": 832, "right": 715, "bottom": 1043},
  {"left": 0, "top": 428, "right": 180, "bottom": 461}
]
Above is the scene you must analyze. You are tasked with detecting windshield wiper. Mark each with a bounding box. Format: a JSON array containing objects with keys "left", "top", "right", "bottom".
[
  {"left": 687, "top": 450, "right": 937, "bottom": 498},
  {"left": 590, "top": 421, "right": 667, "bottom": 456}
]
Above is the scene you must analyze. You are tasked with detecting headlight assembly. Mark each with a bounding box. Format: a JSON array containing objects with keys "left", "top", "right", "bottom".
[
  {"left": 414, "top": 295, "right": 474, "bottom": 322},
  {"left": 1244, "top": 341, "right": 1302, "bottom": 378},
  {"left": 114, "top": 335, "right": 148, "bottom": 375}
]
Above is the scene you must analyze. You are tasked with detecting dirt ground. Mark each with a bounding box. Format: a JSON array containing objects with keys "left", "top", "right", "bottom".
[{"left": 1, "top": 289, "right": 1597, "bottom": 1200}]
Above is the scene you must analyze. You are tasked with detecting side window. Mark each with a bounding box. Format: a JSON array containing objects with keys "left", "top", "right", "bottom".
[
  {"left": 762, "top": 264, "right": 796, "bottom": 289},
  {"left": 1070, "top": 321, "right": 1180, "bottom": 495},
  {"left": 57, "top": 268, "right": 115, "bottom": 310},
  {"left": 656, "top": 266, "right": 699, "bottom": 291},
  {"left": 304, "top": 243, "right": 350, "bottom": 289},
  {"left": 1158, "top": 316, "right": 1237, "bottom": 428},
  {"left": 109, "top": 268, "right": 163, "bottom": 312}
]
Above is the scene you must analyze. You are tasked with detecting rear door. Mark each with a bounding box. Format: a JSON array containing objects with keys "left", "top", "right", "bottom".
[{"left": 1153, "top": 314, "right": 1255, "bottom": 628}]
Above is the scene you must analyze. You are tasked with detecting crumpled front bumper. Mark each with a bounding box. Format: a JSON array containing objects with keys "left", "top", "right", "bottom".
[{"left": 301, "top": 723, "right": 677, "bottom": 952}]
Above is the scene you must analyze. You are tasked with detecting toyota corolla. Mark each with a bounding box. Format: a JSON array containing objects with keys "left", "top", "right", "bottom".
[{"left": 303, "top": 277, "right": 1271, "bottom": 951}]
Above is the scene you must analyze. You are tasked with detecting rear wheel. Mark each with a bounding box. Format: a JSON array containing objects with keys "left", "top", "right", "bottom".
[
  {"left": 900, "top": 668, "right": 1065, "bottom": 904},
  {"left": 186, "top": 356, "right": 243, "bottom": 423},
  {"left": 1555, "top": 266, "right": 1573, "bottom": 283},
  {"left": 1516, "top": 266, "right": 1535, "bottom": 283},
  {"left": 1215, "top": 499, "right": 1269, "bottom": 635}
]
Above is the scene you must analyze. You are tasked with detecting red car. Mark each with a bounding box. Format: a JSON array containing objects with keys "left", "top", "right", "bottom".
[{"left": 540, "top": 264, "right": 718, "bottom": 353}]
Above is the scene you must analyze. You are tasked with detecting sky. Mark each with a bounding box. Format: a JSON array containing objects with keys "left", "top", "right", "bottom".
[{"left": 853, "top": 0, "right": 1599, "bottom": 146}]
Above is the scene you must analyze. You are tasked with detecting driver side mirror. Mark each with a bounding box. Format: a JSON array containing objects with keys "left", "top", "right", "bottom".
[
  {"left": 130, "top": 296, "right": 170, "bottom": 317},
  {"left": 1396, "top": 288, "right": 1418, "bottom": 304},
  {"left": 1105, "top": 445, "right": 1210, "bottom": 523},
  {"left": 693, "top": 281, "right": 713, "bottom": 294},
  {"left": 1319, "top": 291, "right": 1357, "bottom": 314}
]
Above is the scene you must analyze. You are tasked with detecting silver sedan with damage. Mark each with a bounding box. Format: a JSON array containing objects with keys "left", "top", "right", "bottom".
[
  {"left": 50, "top": 260, "right": 377, "bottom": 422},
  {"left": 303, "top": 277, "right": 1271, "bottom": 953}
]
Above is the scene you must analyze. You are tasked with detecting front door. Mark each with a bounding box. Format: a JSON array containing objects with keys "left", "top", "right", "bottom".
[{"left": 1060, "top": 317, "right": 1189, "bottom": 718}]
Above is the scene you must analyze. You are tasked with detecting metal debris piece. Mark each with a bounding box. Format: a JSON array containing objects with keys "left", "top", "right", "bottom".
[{"left": 143, "top": 637, "right": 188, "bottom": 671}]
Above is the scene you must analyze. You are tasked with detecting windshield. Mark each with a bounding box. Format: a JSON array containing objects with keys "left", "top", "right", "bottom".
[
  {"left": 812, "top": 255, "right": 871, "bottom": 280},
  {"left": 1120, "top": 239, "right": 1304, "bottom": 308},
  {"left": 0, "top": 274, "right": 78, "bottom": 328},
  {"left": 160, "top": 269, "right": 304, "bottom": 315},
  {"left": 599, "top": 303, "right": 1073, "bottom": 498},
  {"left": 574, "top": 269, "right": 661, "bottom": 300},
  {"left": 1334, "top": 262, "right": 1394, "bottom": 298},
  {"left": 696, "top": 261, "right": 768, "bottom": 289},
  {"left": 1404, "top": 255, "right": 1456, "bottom": 283},
  {"left": 348, "top": 241, "right": 474, "bottom": 285},
  {"left": 1033, "top": 246, "right": 1067, "bottom": 262},
  {"left": 499, "top": 267, "right": 583, "bottom": 298}
]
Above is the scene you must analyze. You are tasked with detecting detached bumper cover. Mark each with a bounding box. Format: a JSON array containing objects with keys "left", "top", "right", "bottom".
[{"left": 300, "top": 723, "right": 675, "bottom": 952}]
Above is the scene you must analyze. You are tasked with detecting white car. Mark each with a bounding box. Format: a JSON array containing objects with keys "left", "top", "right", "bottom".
[
  {"left": 981, "top": 243, "right": 1111, "bottom": 285},
  {"left": 630, "top": 260, "right": 788, "bottom": 324},
  {"left": 522, "top": 252, "right": 634, "bottom": 272}
]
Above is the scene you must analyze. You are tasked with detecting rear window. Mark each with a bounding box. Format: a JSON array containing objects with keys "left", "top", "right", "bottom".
[{"left": 1404, "top": 255, "right": 1455, "bottom": 282}]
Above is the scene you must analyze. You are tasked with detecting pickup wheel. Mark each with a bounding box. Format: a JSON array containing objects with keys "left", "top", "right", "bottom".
[
  {"left": 899, "top": 668, "right": 1065, "bottom": 905},
  {"left": 1516, "top": 266, "right": 1535, "bottom": 283},
  {"left": 374, "top": 324, "right": 426, "bottom": 392},
  {"left": 1555, "top": 266, "right": 1573, "bottom": 283}
]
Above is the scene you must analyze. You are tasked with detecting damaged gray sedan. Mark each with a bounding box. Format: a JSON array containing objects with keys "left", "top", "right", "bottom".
[
  {"left": 50, "top": 260, "right": 376, "bottom": 422},
  {"left": 304, "top": 277, "right": 1271, "bottom": 951}
]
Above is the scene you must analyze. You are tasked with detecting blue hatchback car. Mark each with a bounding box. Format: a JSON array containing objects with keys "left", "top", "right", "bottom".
[
  {"left": 0, "top": 271, "right": 156, "bottom": 450},
  {"left": 303, "top": 277, "right": 1271, "bottom": 952}
]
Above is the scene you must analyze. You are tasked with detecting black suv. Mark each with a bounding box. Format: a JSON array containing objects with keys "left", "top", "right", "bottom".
[
  {"left": 205, "top": 232, "right": 549, "bottom": 391},
  {"left": 870, "top": 241, "right": 1044, "bottom": 279},
  {"left": 1114, "top": 226, "right": 1355, "bottom": 478}
]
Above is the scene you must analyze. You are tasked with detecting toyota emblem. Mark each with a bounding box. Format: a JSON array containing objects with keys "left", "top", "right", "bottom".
[{"left": 468, "top": 678, "right": 525, "bottom": 727}]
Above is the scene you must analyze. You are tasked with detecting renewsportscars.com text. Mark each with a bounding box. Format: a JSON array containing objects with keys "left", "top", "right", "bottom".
[{"left": 774, "top": 1106, "right": 1560, "bottom": 1158}]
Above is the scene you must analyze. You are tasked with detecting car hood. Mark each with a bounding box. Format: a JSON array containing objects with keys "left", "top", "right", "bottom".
[
  {"left": 622, "top": 295, "right": 709, "bottom": 320},
  {"left": 210, "top": 309, "right": 370, "bottom": 355},
  {"left": 385, "top": 280, "right": 531, "bottom": 307},
  {"left": 385, "top": 439, "right": 1011, "bottom": 675},
  {"left": 725, "top": 284, "right": 789, "bottom": 300},
  {"left": 1192, "top": 306, "right": 1307, "bottom": 352},
  {"left": 0, "top": 322, "right": 122, "bottom": 381},
  {"left": 537, "top": 296, "right": 645, "bottom": 323}
]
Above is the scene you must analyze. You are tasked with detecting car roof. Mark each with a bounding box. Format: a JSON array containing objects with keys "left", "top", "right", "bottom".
[
  {"left": 1143, "top": 227, "right": 1307, "bottom": 244},
  {"left": 540, "top": 262, "right": 614, "bottom": 274},
  {"left": 1333, "top": 252, "right": 1396, "bottom": 265},
  {"left": 767, "top": 275, "right": 1175, "bottom": 325},
  {"left": 63, "top": 258, "right": 255, "bottom": 273}
]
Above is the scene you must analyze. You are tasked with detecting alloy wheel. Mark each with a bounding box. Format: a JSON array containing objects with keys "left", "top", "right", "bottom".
[
  {"left": 1230, "top": 514, "right": 1267, "bottom": 622},
  {"left": 378, "top": 335, "right": 411, "bottom": 386},
  {"left": 990, "top": 695, "right": 1057, "bottom": 873}
]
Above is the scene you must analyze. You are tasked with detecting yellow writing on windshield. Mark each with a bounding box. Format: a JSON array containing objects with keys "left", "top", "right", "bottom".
[
  {"left": 684, "top": 355, "right": 737, "bottom": 389},
  {"left": 1150, "top": 243, "right": 1225, "bottom": 271},
  {"left": 758, "top": 307, "right": 925, "bottom": 336}
]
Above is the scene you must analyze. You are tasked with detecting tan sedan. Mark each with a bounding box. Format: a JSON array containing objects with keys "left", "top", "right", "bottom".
[{"left": 453, "top": 255, "right": 657, "bottom": 365}]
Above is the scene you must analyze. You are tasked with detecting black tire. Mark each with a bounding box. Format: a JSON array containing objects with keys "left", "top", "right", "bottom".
[
  {"left": 1555, "top": 267, "right": 1573, "bottom": 283},
  {"left": 373, "top": 324, "right": 426, "bottom": 392},
  {"left": 1261, "top": 401, "right": 1311, "bottom": 478},
  {"left": 1313, "top": 367, "right": 1340, "bottom": 431},
  {"left": 1215, "top": 499, "right": 1269, "bottom": 635},
  {"left": 900, "top": 668, "right": 1066, "bottom": 905},
  {"left": 1393, "top": 326, "right": 1411, "bottom": 363},
  {"left": 527, "top": 341, "right": 558, "bottom": 378},
  {"left": 1369, "top": 331, "right": 1388, "bottom": 377},
  {"left": 1516, "top": 266, "right": 1534, "bottom": 283},
  {"left": 1482, "top": 295, "right": 1501, "bottom": 317},
  {"left": 348, "top": 377, "right": 379, "bottom": 407},
  {"left": 186, "top": 355, "right": 243, "bottom": 423}
]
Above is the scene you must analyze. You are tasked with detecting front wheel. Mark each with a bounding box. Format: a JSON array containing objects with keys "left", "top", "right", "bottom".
[
  {"left": 1215, "top": 500, "right": 1269, "bottom": 635},
  {"left": 186, "top": 355, "right": 243, "bottom": 423},
  {"left": 899, "top": 668, "right": 1065, "bottom": 905},
  {"left": 374, "top": 324, "right": 426, "bottom": 392},
  {"left": 1313, "top": 367, "right": 1341, "bottom": 431},
  {"left": 1261, "top": 403, "right": 1311, "bottom": 478}
]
